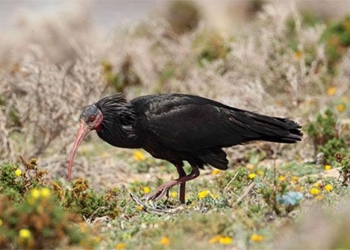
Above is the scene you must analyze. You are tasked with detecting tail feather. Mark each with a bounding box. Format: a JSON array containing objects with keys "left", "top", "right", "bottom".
[
  {"left": 229, "top": 109, "right": 303, "bottom": 144},
  {"left": 250, "top": 114, "right": 302, "bottom": 143}
]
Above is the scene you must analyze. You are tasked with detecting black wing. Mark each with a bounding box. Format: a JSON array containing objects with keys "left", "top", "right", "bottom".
[{"left": 132, "top": 94, "right": 302, "bottom": 152}]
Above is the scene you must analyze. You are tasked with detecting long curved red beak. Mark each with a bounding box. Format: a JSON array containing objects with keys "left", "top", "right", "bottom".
[{"left": 67, "top": 120, "right": 92, "bottom": 181}]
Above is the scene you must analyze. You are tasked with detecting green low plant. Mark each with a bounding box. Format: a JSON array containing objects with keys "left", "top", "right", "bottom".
[
  {"left": 321, "top": 15, "right": 350, "bottom": 71},
  {"left": 60, "top": 178, "right": 121, "bottom": 219},
  {"left": 305, "top": 108, "right": 348, "bottom": 164},
  {"left": 0, "top": 189, "right": 93, "bottom": 249},
  {"left": 258, "top": 170, "right": 303, "bottom": 216},
  {"left": 102, "top": 58, "right": 142, "bottom": 92},
  {"left": 0, "top": 158, "right": 47, "bottom": 202},
  {"left": 335, "top": 153, "right": 350, "bottom": 186},
  {"left": 0, "top": 158, "right": 122, "bottom": 249}
]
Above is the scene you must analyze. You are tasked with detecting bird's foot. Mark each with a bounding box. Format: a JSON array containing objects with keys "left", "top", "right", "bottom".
[
  {"left": 130, "top": 191, "right": 182, "bottom": 214},
  {"left": 143, "top": 180, "right": 179, "bottom": 202},
  {"left": 143, "top": 167, "right": 200, "bottom": 204}
]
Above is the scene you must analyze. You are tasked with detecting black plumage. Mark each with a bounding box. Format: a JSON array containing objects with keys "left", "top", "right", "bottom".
[{"left": 68, "top": 93, "right": 302, "bottom": 203}]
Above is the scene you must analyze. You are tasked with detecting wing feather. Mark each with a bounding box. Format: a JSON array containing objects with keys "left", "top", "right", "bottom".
[
  {"left": 132, "top": 94, "right": 302, "bottom": 153},
  {"left": 133, "top": 94, "right": 253, "bottom": 151}
]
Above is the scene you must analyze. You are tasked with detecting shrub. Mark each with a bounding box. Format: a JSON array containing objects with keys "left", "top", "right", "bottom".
[
  {"left": 305, "top": 109, "right": 348, "bottom": 164},
  {"left": 321, "top": 15, "right": 350, "bottom": 71}
]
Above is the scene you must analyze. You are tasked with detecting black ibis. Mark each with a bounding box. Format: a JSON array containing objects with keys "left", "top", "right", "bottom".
[{"left": 68, "top": 93, "right": 302, "bottom": 203}]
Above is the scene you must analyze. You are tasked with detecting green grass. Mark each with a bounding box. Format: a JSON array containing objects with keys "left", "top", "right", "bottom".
[
  {"left": 1, "top": 154, "right": 348, "bottom": 249},
  {"left": 95, "top": 160, "right": 349, "bottom": 249}
]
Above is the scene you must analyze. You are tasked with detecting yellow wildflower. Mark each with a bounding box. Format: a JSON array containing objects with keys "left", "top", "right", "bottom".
[
  {"left": 30, "top": 188, "right": 40, "bottom": 199},
  {"left": 315, "top": 195, "right": 324, "bottom": 200},
  {"left": 143, "top": 186, "right": 150, "bottom": 194},
  {"left": 310, "top": 188, "right": 320, "bottom": 195},
  {"left": 15, "top": 169, "right": 22, "bottom": 177},
  {"left": 79, "top": 223, "right": 88, "bottom": 233},
  {"left": 293, "top": 185, "right": 304, "bottom": 192},
  {"left": 19, "top": 229, "right": 31, "bottom": 239},
  {"left": 313, "top": 182, "right": 320, "bottom": 187},
  {"left": 327, "top": 87, "right": 337, "bottom": 96},
  {"left": 278, "top": 175, "right": 286, "bottom": 181},
  {"left": 257, "top": 170, "right": 264, "bottom": 176},
  {"left": 133, "top": 150, "right": 145, "bottom": 161},
  {"left": 325, "top": 184, "right": 333, "bottom": 191},
  {"left": 343, "top": 20, "right": 350, "bottom": 31},
  {"left": 93, "top": 236, "right": 101, "bottom": 243},
  {"left": 0, "top": 219, "right": 3, "bottom": 227},
  {"left": 170, "top": 191, "right": 178, "bottom": 198},
  {"left": 294, "top": 50, "right": 303, "bottom": 60},
  {"left": 40, "top": 188, "right": 51, "bottom": 198},
  {"left": 159, "top": 236, "right": 170, "bottom": 246},
  {"left": 211, "top": 169, "right": 221, "bottom": 175},
  {"left": 246, "top": 164, "right": 255, "bottom": 170},
  {"left": 209, "top": 235, "right": 233, "bottom": 245},
  {"left": 211, "top": 191, "right": 219, "bottom": 200},
  {"left": 219, "top": 236, "right": 233, "bottom": 245},
  {"left": 291, "top": 176, "right": 299, "bottom": 183},
  {"left": 137, "top": 205, "right": 143, "bottom": 211},
  {"left": 100, "top": 152, "right": 109, "bottom": 158},
  {"left": 337, "top": 103, "right": 346, "bottom": 112},
  {"left": 198, "top": 190, "right": 210, "bottom": 199},
  {"left": 251, "top": 234, "right": 264, "bottom": 242},
  {"left": 115, "top": 243, "right": 126, "bottom": 250},
  {"left": 209, "top": 235, "right": 221, "bottom": 244},
  {"left": 248, "top": 173, "right": 256, "bottom": 179},
  {"left": 324, "top": 165, "right": 332, "bottom": 171}
]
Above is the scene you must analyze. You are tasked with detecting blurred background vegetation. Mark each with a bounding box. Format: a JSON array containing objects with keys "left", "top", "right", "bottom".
[{"left": 1, "top": 0, "right": 350, "bottom": 249}]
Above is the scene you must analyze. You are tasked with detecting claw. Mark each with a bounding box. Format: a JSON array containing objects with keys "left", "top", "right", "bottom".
[
  {"left": 143, "top": 166, "right": 200, "bottom": 204},
  {"left": 130, "top": 191, "right": 185, "bottom": 214},
  {"left": 144, "top": 180, "right": 178, "bottom": 201}
]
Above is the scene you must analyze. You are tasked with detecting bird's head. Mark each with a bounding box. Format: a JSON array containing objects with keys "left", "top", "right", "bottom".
[
  {"left": 79, "top": 105, "right": 104, "bottom": 131},
  {"left": 67, "top": 105, "right": 103, "bottom": 181}
]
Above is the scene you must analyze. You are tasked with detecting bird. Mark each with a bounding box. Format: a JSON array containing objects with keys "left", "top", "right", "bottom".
[{"left": 68, "top": 93, "right": 302, "bottom": 204}]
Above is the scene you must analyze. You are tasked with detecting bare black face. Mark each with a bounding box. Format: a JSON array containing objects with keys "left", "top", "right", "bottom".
[{"left": 79, "top": 105, "right": 100, "bottom": 127}]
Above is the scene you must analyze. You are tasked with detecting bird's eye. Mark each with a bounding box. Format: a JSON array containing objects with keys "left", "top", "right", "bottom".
[{"left": 89, "top": 115, "right": 95, "bottom": 122}]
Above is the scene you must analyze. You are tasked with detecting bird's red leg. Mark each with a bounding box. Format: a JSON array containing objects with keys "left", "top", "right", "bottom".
[
  {"left": 146, "top": 166, "right": 200, "bottom": 203},
  {"left": 175, "top": 164, "right": 187, "bottom": 204}
]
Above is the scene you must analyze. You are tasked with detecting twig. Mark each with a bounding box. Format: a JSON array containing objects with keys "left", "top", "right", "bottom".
[
  {"left": 223, "top": 171, "right": 240, "bottom": 193},
  {"left": 234, "top": 182, "right": 256, "bottom": 206},
  {"left": 129, "top": 192, "right": 184, "bottom": 215},
  {"left": 83, "top": 206, "right": 107, "bottom": 224},
  {"left": 129, "top": 192, "right": 168, "bottom": 214}
]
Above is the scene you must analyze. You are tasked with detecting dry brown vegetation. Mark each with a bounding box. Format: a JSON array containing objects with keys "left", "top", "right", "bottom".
[{"left": 1, "top": 3, "right": 350, "bottom": 185}]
